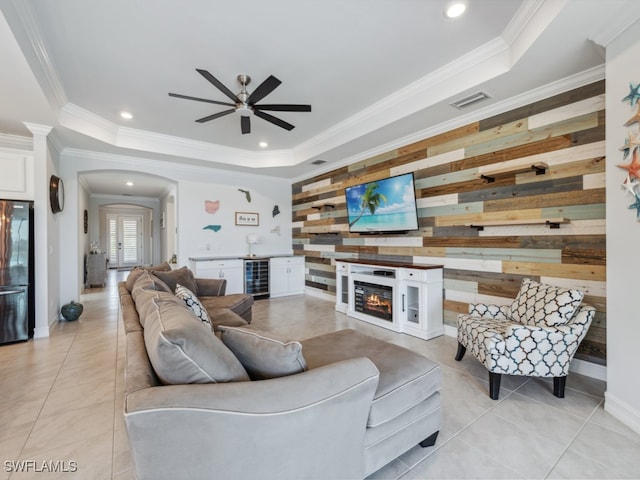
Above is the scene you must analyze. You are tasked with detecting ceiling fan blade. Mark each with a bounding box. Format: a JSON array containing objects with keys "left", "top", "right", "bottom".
[
  {"left": 169, "top": 92, "right": 235, "bottom": 107},
  {"left": 247, "top": 75, "right": 281, "bottom": 105},
  {"left": 253, "top": 109, "right": 294, "bottom": 131},
  {"left": 254, "top": 104, "right": 311, "bottom": 112},
  {"left": 195, "top": 109, "right": 235, "bottom": 123},
  {"left": 241, "top": 115, "right": 251, "bottom": 134},
  {"left": 196, "top": 69, "right": 239, "bottom": 102}
]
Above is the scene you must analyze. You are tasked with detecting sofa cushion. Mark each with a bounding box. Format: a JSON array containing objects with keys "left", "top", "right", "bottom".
[
  {"left": 200, "top": 294, "right": 253, "bottom": 321},
  {"left": 175, "top": 283, "right": 211, "bottom": 325},
  {"left": 143, "top": 295, "right": 249, "bottom": 384},
  {"left": 301, "top": 329, "right": 441, "bottom": 428},
  {"left": 509, "top": 278, "right": 584, "bottom": 327},
  {"left": 219, "top": 326, "right": 307, "bottom": 380},
  {"left": 152, "top": 266, "right": 198, "bottom": 295},
  {"left": 208, "top": 308, "right": 249, "bottom": 331},
  {"left": 125, "top": 262, "right": 172, "bottom": 292}
]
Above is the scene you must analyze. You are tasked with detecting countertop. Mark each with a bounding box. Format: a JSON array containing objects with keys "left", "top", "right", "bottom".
[{"left": 188, "top": 254, "right": 299, "bottom": 261}]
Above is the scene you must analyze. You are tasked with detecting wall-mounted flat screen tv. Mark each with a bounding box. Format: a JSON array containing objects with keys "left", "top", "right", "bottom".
[{"left": 345, "top": 172, "right": 419, "bottom": 234}]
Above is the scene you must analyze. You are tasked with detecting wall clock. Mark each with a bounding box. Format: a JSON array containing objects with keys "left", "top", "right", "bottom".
[{"left": 50, "top": 175, "right": 64, "bottom": 214}]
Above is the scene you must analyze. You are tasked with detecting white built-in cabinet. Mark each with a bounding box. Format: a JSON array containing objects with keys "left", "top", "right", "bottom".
[
  {"left": 270, "top": 256, "right": 305, "bottom": 297},
  {"left": 189, "top": 259, "right": 244, "bottom": 294},
  {"left": 0, "top": 149, "right": 34, "bottom": 200},
  {"left": 190, "top": 255, "right": 305, "bottom": 297},
  {"left": 335, "top": 261, "right": 444, "bottom": 340}
]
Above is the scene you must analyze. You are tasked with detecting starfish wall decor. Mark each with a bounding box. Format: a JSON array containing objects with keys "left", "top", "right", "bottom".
[{"left": 618, "top": 80, "right": 640, "bottom": 221}]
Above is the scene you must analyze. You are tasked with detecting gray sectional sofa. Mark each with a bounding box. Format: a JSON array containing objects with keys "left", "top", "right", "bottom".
[{"left": 119, "top": 267, "right": 441, "bottom": 480}]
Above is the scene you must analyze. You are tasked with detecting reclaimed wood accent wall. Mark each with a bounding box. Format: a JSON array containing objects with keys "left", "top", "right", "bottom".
[{"left": 292, "top": 81, "right": 606, "bottom": 364}]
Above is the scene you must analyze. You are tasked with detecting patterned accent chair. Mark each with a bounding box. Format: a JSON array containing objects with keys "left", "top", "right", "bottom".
[{"left": 455, "top": 278, "right": 595, "bottom": 400}]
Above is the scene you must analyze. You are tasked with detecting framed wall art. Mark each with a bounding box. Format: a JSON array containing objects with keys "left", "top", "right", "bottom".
[{"left": 235, "top": 212, "right": 259, "bottom": 226}]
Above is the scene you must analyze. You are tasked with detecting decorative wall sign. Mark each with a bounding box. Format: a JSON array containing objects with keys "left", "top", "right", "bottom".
[
  {"left": 235, "top": 212, "right": 259, "bottom": 226},
  {"left": 618, "top": 81, "right": 640, "bottom": 221},
  {"left": 203, "top": 225, "right": 222, "bottom": 232},
  {"left": 238, "top": 188, "right": 252, "bottom": 202},
  {"left": 205, "top": 200, "right": 220, "bottom": 214}
]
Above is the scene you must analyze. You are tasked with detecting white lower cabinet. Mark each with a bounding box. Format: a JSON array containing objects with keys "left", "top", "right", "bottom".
[
  {"left": 270, "top": 256, "right": 305, "bottom": 297},
  {"left": 190, "top": 259, "right": 244, "bottom": 294},
  {"left": 398, "top": 267, "right": 444, "bottom": 340}
]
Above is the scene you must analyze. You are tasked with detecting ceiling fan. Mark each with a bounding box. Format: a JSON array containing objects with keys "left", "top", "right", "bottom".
[{"left": 169, "top": 69, "right": 311, "bottom": 134}]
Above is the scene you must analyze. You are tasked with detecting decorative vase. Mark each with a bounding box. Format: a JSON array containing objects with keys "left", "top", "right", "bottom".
[{"left": 61, "top": 301, "right": 84, "bottom": 321}]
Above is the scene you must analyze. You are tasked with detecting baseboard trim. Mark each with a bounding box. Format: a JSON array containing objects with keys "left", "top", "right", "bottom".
[
  {"left": 605, "top": 392, "right": 640, "bottom": 436},
  {"left": 304, "top": 286, "right": 335, "bottom": 302},
  {"left": 569, "top": 358, "right": 607, "bottom": 381}
]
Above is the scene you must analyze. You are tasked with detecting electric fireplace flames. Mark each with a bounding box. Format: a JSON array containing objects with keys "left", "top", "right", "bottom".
[{"left": 354, "top": 281, "right": 393, "bottom": 321}]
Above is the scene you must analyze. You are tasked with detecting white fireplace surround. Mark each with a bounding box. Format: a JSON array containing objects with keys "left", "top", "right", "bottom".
[{"left": 336, "top": 261, "right": 444, "bottom": 340}]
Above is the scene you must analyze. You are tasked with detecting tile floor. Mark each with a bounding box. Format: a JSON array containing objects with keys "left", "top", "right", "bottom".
[{"left": 1, "top": 270, "right": 639, "bottom": 479}]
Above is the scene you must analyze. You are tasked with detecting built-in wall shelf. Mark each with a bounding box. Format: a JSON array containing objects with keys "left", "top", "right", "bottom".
[
  {"left": 468, "top": 217, "right": 570, "bottom": 231},
  {"left": 311, "top": 203, "right": 335, "bottom": 210},
  {"left": 309, "top": 231, "right": 340, "bottom": 235},
  {"left": 479, "top": 162, "right": 548, "bottom": 183}
]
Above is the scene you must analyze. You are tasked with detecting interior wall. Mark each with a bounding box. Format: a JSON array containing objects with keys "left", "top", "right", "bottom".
[
  {"left": 178, "top": 179, "right": 292, "bottom": 263},
  {"left": 293, "top": 81, "right": 606, "bottom": 366},
  {"left": 604, "top": 21, "right": 640, "bottom": 433}
]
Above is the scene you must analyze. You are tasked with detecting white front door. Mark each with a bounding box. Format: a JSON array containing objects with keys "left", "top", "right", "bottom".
[{"left": 107, "top": 214, "right": 143, "bottom": 268}]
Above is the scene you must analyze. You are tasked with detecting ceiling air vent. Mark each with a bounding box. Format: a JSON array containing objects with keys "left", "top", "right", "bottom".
[
  {"left": 311, "top": 159, "right": 327, "bottom": 165},
  {"left": 450, "top": 91, "right": 491, "bottom": 109}
]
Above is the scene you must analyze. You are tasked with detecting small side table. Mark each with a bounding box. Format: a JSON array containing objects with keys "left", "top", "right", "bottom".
[{"left": 85, "top": 253, "right": 108, "bottom": 288}]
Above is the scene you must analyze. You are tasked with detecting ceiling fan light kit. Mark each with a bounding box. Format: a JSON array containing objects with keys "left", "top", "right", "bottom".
[{"left": 169, "top": 70, "right": 311, "bottom": 135}]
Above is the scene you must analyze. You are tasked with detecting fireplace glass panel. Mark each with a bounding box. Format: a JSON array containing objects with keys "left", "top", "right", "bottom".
[{"left": 354, "top": 280, "right": 393, "bottom": 321}]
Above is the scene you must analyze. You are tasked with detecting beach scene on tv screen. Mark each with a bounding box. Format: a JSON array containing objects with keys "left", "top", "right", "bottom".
[{"left": 346, "top": 174, "right": 418, "bottom": 232}]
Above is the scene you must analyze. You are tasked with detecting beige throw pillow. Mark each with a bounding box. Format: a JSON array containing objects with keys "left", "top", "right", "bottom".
[{"left": 218, "top": 326, "right": 307, "bottom": 380}]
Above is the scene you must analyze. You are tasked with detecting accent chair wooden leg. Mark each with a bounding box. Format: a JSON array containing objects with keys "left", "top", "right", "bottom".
[
  {"left": 488, "top": 372, "right": 501, "bottom": 400},
  {"left": 455, "top": 342, "right": 466, "bottom": 361},
  {"left": 553, "top": 376, "right": 566, "bottom": 398},
  {"left": 419, "top": 431, "right": 439, "bottom": 448}
]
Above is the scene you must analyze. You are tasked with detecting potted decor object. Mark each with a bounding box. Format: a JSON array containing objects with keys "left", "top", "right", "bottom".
[{"left": 61, "top": 301, "right": 84, "bottom": 321}]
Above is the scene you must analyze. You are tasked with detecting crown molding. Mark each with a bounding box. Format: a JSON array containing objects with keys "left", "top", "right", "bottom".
[
  {"left": 61, "top": 146, "right": 290, "bottom": 182},
  {"left": 3, "top": 0, "right": 67, "bottom": 110},
  {"left": 0, "top": 132, "right": 32, "bottom": 151}
]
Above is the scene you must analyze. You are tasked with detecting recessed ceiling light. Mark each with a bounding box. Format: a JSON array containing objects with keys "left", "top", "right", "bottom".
[
  {"left": 259, "top": 141, "right": 268, "bottom": 148},
  {"left": 120, "top": 111, "right": 133, "bottom": 120},
  {"left": 445, "top": 1, "right": 466, "bottom": 18},
  {"left": 126, "top": 181, "right": 134, "bottom": 187}
]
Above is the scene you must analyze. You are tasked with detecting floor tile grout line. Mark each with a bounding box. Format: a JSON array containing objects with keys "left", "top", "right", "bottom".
[
  {"left": 11, "top": 325, "right": 81, "bottom": 475},
  {"left": 542, "top": 398, "right": 605, "bottom": 479}
]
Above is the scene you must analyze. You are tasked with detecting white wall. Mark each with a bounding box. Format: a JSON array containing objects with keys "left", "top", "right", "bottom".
[
  {"left": 605, "top": 21, "right": 640, "bottom": 434},
  {"left": 178, "top": 180, "right": 292, "bottom": 264}
]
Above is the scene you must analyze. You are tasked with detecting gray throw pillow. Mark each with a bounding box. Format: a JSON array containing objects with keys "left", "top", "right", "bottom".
[
  {"left": 125, "top": 261, "right": 172, "bottom": 292},
  {"left": 218, "top": 326, "right": 307, "bottom": 380},
  {"left": 143, "top": 297, "right": 249, "bottom": 384},
  {"left": 152, "top": 266, "right": 198, "bottom": 295}
]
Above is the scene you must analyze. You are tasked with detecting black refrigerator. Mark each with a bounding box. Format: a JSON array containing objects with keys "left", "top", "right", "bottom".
[{"left": 0, "top": 199, "right": 34, "bottom": 344}]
